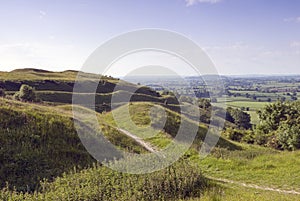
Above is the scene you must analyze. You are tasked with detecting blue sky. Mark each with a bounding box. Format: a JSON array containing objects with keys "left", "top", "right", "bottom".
[{"left": 0, "top": 0, "right": 299, "bottom": 75}]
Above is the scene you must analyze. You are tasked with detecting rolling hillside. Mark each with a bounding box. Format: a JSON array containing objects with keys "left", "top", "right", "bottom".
[
  {"left": 1, "top": 69, "right": 300, "bottom": 200},
  {"left": 0, "top": 69, "right": 167, "bottom": 107},
  {"left": 0, "top": 98, "right": 148, "bottom": 191}
]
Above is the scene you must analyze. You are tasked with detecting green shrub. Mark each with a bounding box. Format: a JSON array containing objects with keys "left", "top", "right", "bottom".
[
  {"left": 276, "top": 124, "right": 300, "bottom": 151},
  {"left": 223, "top": 128, "right": 255, "bottom": 144},
  {"left": 255, "top": 101, "right": 300, "bottom": 150},
  {"left": 19, "top": 84, "right": 36, "bottom": 101},
  {"left": 13, "top": 92, "right": 20, "bottom": 100}
]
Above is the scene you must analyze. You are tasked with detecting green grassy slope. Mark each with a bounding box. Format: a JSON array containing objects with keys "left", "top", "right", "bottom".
[
  {"left": 196, "top": 145, "right": 300, "bottom": 192},
  {"left": 1, "top": 99, "right": 300, "bottom": 200},
  {"left": 103, "top": 102, "right": 241, "bottom": 151},
  {"left": 1, "top": 70, "right": 299, "bottom": 200},
  {"left": 0, "top": 99, "right": 147, "bottom": 191}
]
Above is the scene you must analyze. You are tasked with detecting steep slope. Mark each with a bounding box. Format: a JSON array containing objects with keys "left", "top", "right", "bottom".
[
  {"left": 0, "top": 99, "right": 147, "bottom": 191},
  {"left": 103, "top": 102, "right": 241, "bottom": 151}
]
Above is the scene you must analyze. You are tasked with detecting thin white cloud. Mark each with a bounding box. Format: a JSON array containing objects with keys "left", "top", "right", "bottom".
[
  {"left": 290, "top": 41, "right": 300, "bottom": 48},
  {"left": 185, "top": 0, "right": 222, "bottom": 6},
  {"left": 202, "top": 42, "right": 300, "bottom": 75},
  {"left": 39, "top": 10, "right": 47, "bottom": 19},
  {"left": 284, "top": 16, "right": 300, "bottom": 23},
  {"left": 204, "top": 42, "right": 250, "bottom": 51}
]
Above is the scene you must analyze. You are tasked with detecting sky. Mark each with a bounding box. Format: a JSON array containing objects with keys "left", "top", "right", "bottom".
[{"left": 0, "top": 0, "right": 300, "bottom": 75}]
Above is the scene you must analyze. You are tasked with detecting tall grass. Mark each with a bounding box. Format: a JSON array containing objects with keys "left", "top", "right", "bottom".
[{"left": 0, "top": 160, "right": 209, "bottom": 201}]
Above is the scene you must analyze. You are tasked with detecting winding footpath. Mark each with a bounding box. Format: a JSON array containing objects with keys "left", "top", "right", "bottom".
[
  {"left": 118, "top": 128, "right": 157, "bottom": 153},
  {"left": 118, "top": 128, "right": 300, "bottom": 195},
  {"left": 207, "top": 177, "right": 300, "bottom": 195}
]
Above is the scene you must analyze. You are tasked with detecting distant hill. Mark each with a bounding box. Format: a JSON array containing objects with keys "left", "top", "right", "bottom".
[{"left": 0, "top": 68, "right": 170, "bottom": 111}]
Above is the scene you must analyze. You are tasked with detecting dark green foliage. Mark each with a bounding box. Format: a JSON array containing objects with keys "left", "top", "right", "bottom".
[
  {"left": 275, "top": 124, "right": 300, "bottom": 150},
  {"left": 0, "top": 88, "right": 5, "bottom": 97},
  {"left": 222, "top": 128, "right": 255, "bottom": 143},
  {"left": 0, "top": 160, "right": 209, "bottom": 201},
  {"left": 36, "top": 90, "right": 166, "bottom": 106},
  {"left": 198, "top": 98, "right": 211, "bottom": 109},
  {"left": 255, "top": 101, "right": 300, "bottom": 150},
  {"left": 226, "top": 107, "right": 252, "bottom": 129},
  {"left": 13, "top": 85, "right": 37, "bottom": 102},
  {"left": 225, "top": 108, "right": 235, "bottom": 123},
  {"left": 12, "top": 92, "right": 20, "bottom": 101}
]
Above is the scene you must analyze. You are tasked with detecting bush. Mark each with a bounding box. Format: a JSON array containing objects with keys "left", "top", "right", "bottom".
[
  {"left": 13, "top": 92, "right": 20, "bottom": 100},
  {"left": 13, "top": 85, "right": 38, "bottom": 102},
  {"left": 276, "top": 124, "right": 300, "bottom": 151},
  {"left": 18, "top": 84, "right": 37, "bottom": 102},
  {"left": 222, "top": 128, "right": 255, "bottom": 143},
  {"left": 255, "top": 101, "right": 300, "bottom": 150}
]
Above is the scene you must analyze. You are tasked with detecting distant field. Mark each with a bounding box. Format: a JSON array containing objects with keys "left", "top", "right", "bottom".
[
  {"left": 225, "top": 101, "right": 268, "bottom": 110},
  {"left": 213, "top": 99, "right": 268, "bottom": 110},
  {"left": 229, "top": 89, "right": 299, "bottom": 102}
]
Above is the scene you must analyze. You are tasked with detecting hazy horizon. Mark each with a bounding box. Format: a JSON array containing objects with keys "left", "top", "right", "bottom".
[{"left": 3, "top": 67, "right": 300, "bottom": 78}]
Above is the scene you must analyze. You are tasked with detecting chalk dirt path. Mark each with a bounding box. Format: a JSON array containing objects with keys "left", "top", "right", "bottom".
[{"left": 118, "top": 128, "right": 300, "bottom": 195}]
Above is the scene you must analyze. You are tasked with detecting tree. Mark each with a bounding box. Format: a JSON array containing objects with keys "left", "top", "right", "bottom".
[
  {"left": 198, "top": 98, "right": 211, "bottom": 109},
  {"left": 276, "top": 124, "right": 300, "bottom": 151},
  {"left": 225, "top": 107, "right": 235, "bottom": 123},
  {"left": 17, "top": 84, "right": 37, "bottom": 102},
  {"left": 281, "top": 96, "right": 286, "bottom": 102},
  {"left": 255, "top": 101, "right": 300, "bottom": 150},
  {"left": 231, "top": 109, "right": 251, "bottom": 129},
  {"left": 226, "top": 107, "right": 251, "bottom": 129},
  {"left": 291, "top": 96, "right": 298, "bottom": 101},
  {"left": 257, "top": 101, "right": 289, "bottom": 131}
]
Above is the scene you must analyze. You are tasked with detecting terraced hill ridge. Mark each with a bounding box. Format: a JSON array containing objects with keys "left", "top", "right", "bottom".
[{"left": 0, "top": 68, "right": 179, "bottom": 112}]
